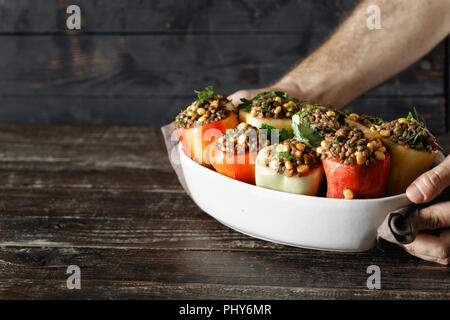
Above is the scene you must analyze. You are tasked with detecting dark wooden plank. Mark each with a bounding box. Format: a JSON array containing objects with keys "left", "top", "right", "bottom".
[
  {"left": 0, "top": 1, "right": 446, "bottom": 128},
  {"left": 0, "top": 247, "right": 449, "bottom": 296},
  {"left": 1, "top": 279, "right": 449, "bottom": 300},
  {"left": 0, "top": 0, "right": 359, "bottom": 34},
  {"left": 0, "top": 35, "right": 443, "bottom": 97}
]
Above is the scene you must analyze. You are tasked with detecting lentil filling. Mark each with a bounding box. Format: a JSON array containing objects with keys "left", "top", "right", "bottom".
[
  {"left": 317, "top": 127, "right": 387, "bottom": 166},
  {"left": 262, "top": 139, "right": 321, "bottom": 177},
  {"left": 239, "top": 92, "right": 301, "bottom": 119},
  {"left": 375, "top": 117, "right": 441, "bottom": 152},
  {"left": 214, "top": 123, "right": 269, "bottom": 154},
  {"left": 296, "top": 105, "right": 346, "bottom": 133}
]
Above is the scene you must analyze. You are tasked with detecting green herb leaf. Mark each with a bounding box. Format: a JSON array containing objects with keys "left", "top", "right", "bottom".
[
  {"left": 279, "top": 128, "right": 294, "bottom": 141},
  {"left": 278, "top": 152, "right": 294, "bottom": 160},
  {"left": 238, "top": 98, "right": 253, "bottom": 112},
  {"left": 260, "top": 123, "right": 294, "bottom": 143},
  {"left": 194, "top": 86, "right": 214, "bottom": 102},
  {"left": 292, "top": 120, "right": 322, "bottom": 148},
  {"left": 179, "top": 118, "right": 187, "bottom": 126}
]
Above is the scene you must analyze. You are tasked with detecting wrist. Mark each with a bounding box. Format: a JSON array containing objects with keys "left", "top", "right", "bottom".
[{"left": 272, "top": 75, "right": 305, "bottom": 101}]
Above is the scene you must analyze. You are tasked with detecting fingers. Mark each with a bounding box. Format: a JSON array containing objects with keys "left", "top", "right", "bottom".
[
  {"left": 406, "top": 155, "right": 450, "bottom": 203},
  {"left": 418, "top": 201, "right": 450, "bottom": 230},
  {"left": 228, "top": 89, "right": 267, "bottom": 107},
  {"left": 403, "top": 232, "right": 450, "bottom": 265}
]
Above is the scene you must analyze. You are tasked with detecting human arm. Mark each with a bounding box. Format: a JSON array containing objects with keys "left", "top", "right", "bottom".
[{"left": 229, "top": 0, "right": 450, "bottom": 107}]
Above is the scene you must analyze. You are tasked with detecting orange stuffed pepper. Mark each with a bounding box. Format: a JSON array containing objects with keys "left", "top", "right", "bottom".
[{"left": 174, "top": 86, "right": 238, "bottom": 166}]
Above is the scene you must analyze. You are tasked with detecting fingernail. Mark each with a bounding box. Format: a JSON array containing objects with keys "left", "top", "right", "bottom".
[{"left": 406, "top": 183, "right": 424, "bottom": 203}]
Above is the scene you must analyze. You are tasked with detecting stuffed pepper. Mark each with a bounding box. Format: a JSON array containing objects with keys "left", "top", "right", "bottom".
[
  {"left": 369, "top": 110, "right": 441, "bottom": 195},
  {"left": 209, "top": 123, "right": 267, "bottom": 184},
  {"left": 317, "top": 127, "right": 391, "bottom": 199},
  {"left": 238, "top": 91, "right": 301, "bottom": 131},
  {"left": 174, "top": 86, "right": 238, "bottom": 166},
  {"left": 255, "top": 139, "right": 324, "bottom": 196}
]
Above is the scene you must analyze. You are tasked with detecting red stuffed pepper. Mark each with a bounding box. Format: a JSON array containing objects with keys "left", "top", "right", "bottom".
[
  {"left": 317, "top": 127, "right": 391, "bottom": 199},
  {"left": 174, "top": 86, "right": 238, "bottom": 166}
]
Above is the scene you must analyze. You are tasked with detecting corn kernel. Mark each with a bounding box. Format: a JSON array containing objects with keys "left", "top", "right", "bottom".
[
  {"left": 347, "top": 113, "right": 359, "bottom": 121},
  {"left": 285, "top": 160, "right": 293, "bottom": 170},
  {"left": 326, "top": 110, "right": 336, "bottom": 118},
  {"left": 282, "top": 144, "right": 290, "bottom": 152},
  {"left": 356, "top": 155, "right": 366, "bottom": 165},
  {"left": 398, "top": 118, "right": 409, "bottom": 124},
  {"left": 343, "top": 189, "right": 354, "bottom": 200},
  {"left": 274, "top": 106, "right": 282, "bottom": 115},
  {"left": 197, "top": 108, "right": 206, "bottom": 116},
  {"left": 276, "top": 144, "right": 285, "bottom": 153},
  {"left": 296, "top": 143, "right": 306, "bottom": 152},
  {"left": 210, "top": 100, "right": 219, "bottom": 109},
  {"left": 321, "top": 140, "right": 330, "bottom": 149},
  {"left": 250, "top": 107, "right": 258, "bottom": 117},
  {"left": 366, "top": 142, "right": 375, "bottom": 152},
  {"left": 374, "top": 151, "right": 386, "bottom": 161},
  {"left": 284, "top": 169, "right": 294, "bottom": 177},
  {"left": 380, "top": 129, "right": 391, "bottom": 137},
  {"left": 274, "top": 96, "right": 283, "bottom": 103},
  {"left": 297, "top": 165, "right": 310, "bottom": 174}
]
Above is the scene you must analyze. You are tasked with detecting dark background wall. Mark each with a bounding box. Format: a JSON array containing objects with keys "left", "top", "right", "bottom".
[{"left": 0, "top": 0, "right": 448, "bottom": 134}]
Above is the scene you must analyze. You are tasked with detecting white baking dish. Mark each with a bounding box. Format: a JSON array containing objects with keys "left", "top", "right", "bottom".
[{"left": 178, "top": 143, "right": 424, "bottom": 252}]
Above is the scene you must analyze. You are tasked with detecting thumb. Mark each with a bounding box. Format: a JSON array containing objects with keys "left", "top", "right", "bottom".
[{"left": 406, "top": 155, "right": 450, "bottom": 203}]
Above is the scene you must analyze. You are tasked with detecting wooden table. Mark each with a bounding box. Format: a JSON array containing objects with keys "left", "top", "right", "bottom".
[{"left": 0, "top": 125, "right": 449, "bottom": 299}]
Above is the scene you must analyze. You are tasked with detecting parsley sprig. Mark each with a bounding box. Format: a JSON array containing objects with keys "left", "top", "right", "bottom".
[
  {"left": 194, "top": 86, "right": 214, "bottom": 102},
  {"left": 406, "top": 107, "right": 427, "bottom": 128},
  {"left": 291, "top": 113, "right": 323, "bottom": 148},
  {"left": 278, "top": 152, "right": 294, "bottom": 160},
  {"left": 260, "top": 123, "right": 294, "bottom": 143}
]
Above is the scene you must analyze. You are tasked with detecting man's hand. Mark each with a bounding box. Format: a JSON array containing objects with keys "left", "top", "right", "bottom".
[
  {"left": 228, "top": 87, "right": 270, "bottom": 107},
  {"left": 404, "top": 155, "right": 450, "bottom": 265}
]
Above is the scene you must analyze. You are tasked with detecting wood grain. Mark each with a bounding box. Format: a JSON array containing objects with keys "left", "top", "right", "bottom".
[
  {"left": 0, "top": 1, "right": 447, "bottom": 129},
  {"left": 0, "top": 0, "right": 361, "bottom": 34}
]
